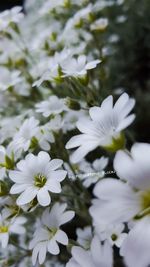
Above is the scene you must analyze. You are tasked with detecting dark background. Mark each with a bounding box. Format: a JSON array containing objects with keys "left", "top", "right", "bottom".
[{"left": 0, "top": 0, "right": 23, "bottom": 11}]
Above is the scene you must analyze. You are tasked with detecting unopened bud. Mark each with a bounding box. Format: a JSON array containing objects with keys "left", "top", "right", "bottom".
[{"left": 65, "top": 97, "right": 81, "bottom": 110}]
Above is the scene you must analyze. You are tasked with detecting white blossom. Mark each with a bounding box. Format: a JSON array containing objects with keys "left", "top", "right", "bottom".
[
  {"left": 66, "top": 93, "right": 135, "bottom": 163},
  {"left": 30, "top": 203, "right": 75, "bottom": 265},
  {"left": 40, "top": 0, "right": 67, "bottom": 15},
  {"left": 0, "top": 145, "right": 14, "bottom": 180},
  {"left": 0, "top": 68, "right": 21, "bottom": 91},
  {"left": 90, "top": 18, "right": 108, "bottom": 31},
  {"left": 10, "top": 117, "right": 39, "bottom": 153},
  {"left": 35, "top": 95, "right": 66, "bottom": 117},
  {"left": 95, "top": 222, "right": 127, "bottom": 248},
  {"left": 0, "top": 209, "right": 26, "bottom": 248},
  {"left": 90, "top": 143, "right": 150, "bottom": 267},
  {"left": 61, "top": 55, "right": 100, "bottom": 78},
  {"left": 66, "top": 235, "right": 113, "bottom": 267},
  {"left": 37, "top": 124, "right": 55, "bottom": 151},
  {"left": 78, "top": 157, "right": 108, "bottom": 187},
  {"left": 9, "top": 151, "right": 67, "bottom": 206},
  {"left": 0, "top": 6, "right": 23, "bottom": 32},
  {"left": 76, "top": 226, "right": 92, "bottom": 249}
]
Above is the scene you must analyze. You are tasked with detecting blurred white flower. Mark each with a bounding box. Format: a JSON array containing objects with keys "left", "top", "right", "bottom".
[
  {"left": 76, "top": 226, "right": 92, "bottom": 249},
  {"left": 0, "top": 209, "right": 26, "bottom": 248},
  {"left": 29, "top": 203, "right": 75, "bottom": 265},
  {"left": 37, "top": 124, "right": 55, "bottom": 151},
  {"left": 66, "top": 93, "right": 135, "bottom": 163},
  {"left": 33, "top": 49, "right": 72, "bottom": 87},
  {"left": 40, "top": 0, "right": 68, "bottom": 15},
  {"left": 93, "top": 1, "right": 114, "bottom": 12},
  {"left": 32, "top": 66, "right": 60, "bottom": 87},
  {"left": 14, "top": 79, "right": 31, "bottom": 96},
  {"left": 0, "top": 115, "right": 22, "bottom": 144},
  {"left": 0, "top": 145, "right": 15, "bottom": 180},
  {"left": 9, "top": 151, "right": 67, "bottom": 206},
  {"left": 0, "top": 6, "right": 23, "bottom": 32},
  {"left": 0, "top": 68, "right": 21, "bottom": 91},
  {"left": 65, "top": 3, "right": 93, "bottom": 30},
  {"left": 121, "top": 217, "right": 150, "bottom": 267},
  {"left": 90, "top": 18, "right": 108, "bottom": 31},
  {"left": 62, "top": 110, "right": 86, "bottom": 133},
  {"left": 116, "top": 15, "right": 127, "bottom": 23},
  {"left": 66, "top": 235, "right": 113, "bottom": 267},
  {"left": 10, "top": 117, "right": 39, "bottom": 153},
  {"left": 35, "top": 95, "right": 66, "bottom": 117},
  {"left": 95, "top": 222, "right": 127, "bottom": 248},
  {"left": 79, "top": 157, "right": 108, "bottom": 187},
  {"left": 48, "top": 115, "right": 63, "bottom": 132},
  {"left": 61, "top": 55, "right": 100, "bottom": 78},
  {"left": 90, "top": 143, "right": 150, "bottom": 267}
]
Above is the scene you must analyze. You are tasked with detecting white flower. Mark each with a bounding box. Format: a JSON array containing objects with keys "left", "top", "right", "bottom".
[
  {"left": 58, "top": 27, "right": 80, "bottom": 45},
  {"left": 90, "top": 18, "right": 108, "bottom": 31},
  {"left": 66, "top": 4, "right": 93, "bottom": 28},
  {"left": 95, "top": 222, "right": 127, "bottom": 248},
  {"left": 9, "top": 151, "right": 67, "bottom": 206},
  {"left": 93, "top": 0, "right": 114, "bottom": 12},
  {"left": 0, "top": 68, "right": 21, "bottom": 91},
  {"left": 29, "top": 203, "right": 75, "bottom": 265},
  {"left": 32, "top": 50, "right": 72, "bottom": 87},
  {"left": 10, "top": 117, "right": 39, "bottom": 153},
  {"left": 35, "top": 96, "right": 66, "bottom": 117},
  {"left": 66, "top": 93, "right": 135, "bottom": 163},
  {"left": 40, "top": 0, "right": 67, "bottom": 15},
  {"left": 79, "top": 157, "right": 108, "bottom": 187},
  {"left": 66, "top": 235, "right": 113, "bottom": 267},
  {"left": 37, "top": 124, "right": 55, "bottom": 151},
  {"left": 76, "top": 226, "right": 92, "bottom": 249},
  {"left": 0, "top": 145, "right": 14, "bottom": 180},
  {"left": 32, "top": 66, "right": 60, "bottom": 87},
  {"left": 121, "top": 216, "right": 150, "bottom": 267},
  {"left": 61, "top": 55, "right": 100, "bottom": 78},
  {"left": 14, "top": 78, "right": 31, "bottom": 96},
  {"left": 0, "top": 115, "right": 22, "bottom": 144},
  {"left": 62, "top": 110, "right": 86, "bottom": 133},
  {"left": 90, "top": 143, "right": 150, "bottom": 267},
  {"left": 48, "top": 115, "right": 63, "bottom": 132},
  {"left": 0, "top": 209, "right": 26, "bottom": 248},
  {"left": 116, "top": 15, "right": 127, "bottom": 23},
  {"left": 0, "top": 6, "right": 23, "bottom": 32}
]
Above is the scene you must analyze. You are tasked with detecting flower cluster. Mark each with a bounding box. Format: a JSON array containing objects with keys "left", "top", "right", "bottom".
[{"left": 0, "top": 0, "right": 148, "bottom": 267}]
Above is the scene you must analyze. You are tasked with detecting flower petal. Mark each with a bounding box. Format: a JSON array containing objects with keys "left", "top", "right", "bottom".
[
  {"left": 16, "top": 187, "right": 38, "bottom": 205},
  {"left": 55, "top": 229, "right": 68, "bottom": 245},
  {"left": 37, "top": 188, "right": 51, "bottom": 206},
  {"left": 47, "top": 239, "right": 60, "bottom": 255},
  {"left": 48, "top": 159, "right": 63, "bottom": 170},
  {"left": 10, "top": 183, "right": 29, "bottom": 194},
  {"left": 121, "top": 217, "right": 150, "bottom": 267}
]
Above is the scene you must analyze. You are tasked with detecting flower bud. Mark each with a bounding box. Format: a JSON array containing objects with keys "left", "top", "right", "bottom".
[{"left": 65, "top": 97, "right": 81, "bottom": 110}]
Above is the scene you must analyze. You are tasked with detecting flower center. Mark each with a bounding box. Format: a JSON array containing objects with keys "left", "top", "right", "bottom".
[
  {"left": 111, "top": 234, "right": 118, "bottom": 241},
  {"left": 0, "top": 225, "right": 8, "bottom": 233},
  {"left": 141, "top": 191, "right": 150, "bottom": 210},
  {"left": 104, "top": 132, "right": 125, "bottom": 152},
  {"left": 34, "top": 173, "right": 47, "bottom": 188},
  {"left": 45, "top": 226, "right": 57, "bottom": 239},
  {"left": 134, "top": 191, "right": 150, "bottom": 220}
]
